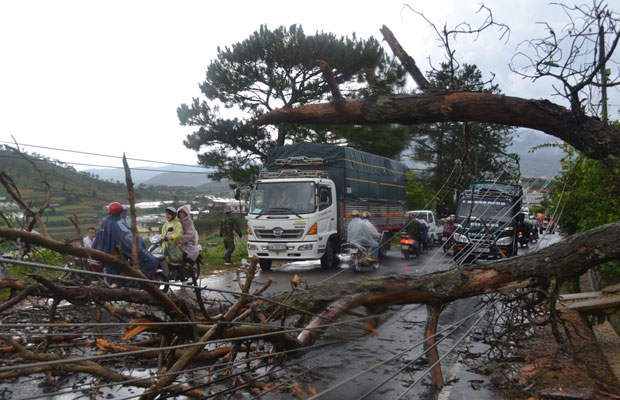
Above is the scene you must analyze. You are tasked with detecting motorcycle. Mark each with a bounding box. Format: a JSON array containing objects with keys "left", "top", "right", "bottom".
[
  {"left": 518, "top": 230, "right": 529, "bottom": 248},
  {"left": 518, "top": 221, "right": 536, "bottom": 248},
  {"left": 342, "top": 242, "right": 378, "bottom": 273},
  {"left": 529, "top": 225, "right": 539, "bottom": 243},
  {"left": 400, "top": 233, "right": 421, "bottom": 259},
  {"left": 441, "top": 222, "right": 456, "bottom": 254},
  {"left": 148, "top": 228, "right": 201, "bottom": 292}
]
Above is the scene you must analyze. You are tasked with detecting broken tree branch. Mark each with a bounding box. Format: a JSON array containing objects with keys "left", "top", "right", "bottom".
[
  {"left": 255, "top": 92, "right": 620, "bottom": 161},
  {"left": 380, "top": 25, "right": 431, "bottom": 91}
]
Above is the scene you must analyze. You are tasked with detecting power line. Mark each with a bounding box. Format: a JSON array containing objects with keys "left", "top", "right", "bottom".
[
  {"left": 0, "top": 140, "right": 205, "bottom": 169},
  {"left": 0, "top": 154, "right": 211, "bottom": 175}
]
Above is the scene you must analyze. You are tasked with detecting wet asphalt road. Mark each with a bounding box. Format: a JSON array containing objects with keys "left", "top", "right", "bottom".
[{"left": 197, "top": 233, "right": 562, "bottom": 399}]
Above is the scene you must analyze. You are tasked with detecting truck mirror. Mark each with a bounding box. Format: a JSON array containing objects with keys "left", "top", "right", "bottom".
[{"left": 234, "top": 188, "right": 241, "bottom": 201}]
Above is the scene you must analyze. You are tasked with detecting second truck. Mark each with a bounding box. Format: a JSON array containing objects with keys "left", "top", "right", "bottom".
[
  {"left": 245, "top": 142, "right": 408, "bottom": 270},
  {"left": 452, "top": 182, "right": 523, "bottom": 262}
]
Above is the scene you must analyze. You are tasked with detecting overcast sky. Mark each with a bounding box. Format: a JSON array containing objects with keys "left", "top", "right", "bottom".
[{"left": 0, "top": 0, "right": 617, "bottom": 173}]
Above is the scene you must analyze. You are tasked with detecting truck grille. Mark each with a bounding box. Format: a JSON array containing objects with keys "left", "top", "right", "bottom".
[{"left": 255, "top": 229, "right": 304, "bottom": 240}]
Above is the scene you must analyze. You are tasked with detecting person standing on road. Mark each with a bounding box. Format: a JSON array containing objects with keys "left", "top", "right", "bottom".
[
  {"left": 347, "top": 209, "right": 380, "bottom": 261},
  {"left": 220, "top": 207, "right": 242, "bottom": 265}
]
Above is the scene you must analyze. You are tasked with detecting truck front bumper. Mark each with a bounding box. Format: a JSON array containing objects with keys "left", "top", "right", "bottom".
[
  {"left": 247, "top": 241, "right": 324, "bottom": 261},
  {"left": 453, "top": 243, "right": 513, "bottom": 259}
]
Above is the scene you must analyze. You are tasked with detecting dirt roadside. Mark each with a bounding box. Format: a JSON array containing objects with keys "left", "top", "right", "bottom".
[{"left": 491, "top": 308, "right": 620, "bottom": 400}]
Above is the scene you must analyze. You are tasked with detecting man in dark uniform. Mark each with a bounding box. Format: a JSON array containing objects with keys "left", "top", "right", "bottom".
[{"left": 220, "top": 207, "right": 242, "bottom": 265}]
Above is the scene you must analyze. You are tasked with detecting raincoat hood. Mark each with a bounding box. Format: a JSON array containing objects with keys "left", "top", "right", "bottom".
[{"left": 177, "top": 204, "right": 192, "bottom": 220}]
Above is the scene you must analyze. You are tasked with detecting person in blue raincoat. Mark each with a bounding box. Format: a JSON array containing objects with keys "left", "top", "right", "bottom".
[{"left": 93, "top": 202, "right": 159, "bottom": 285}]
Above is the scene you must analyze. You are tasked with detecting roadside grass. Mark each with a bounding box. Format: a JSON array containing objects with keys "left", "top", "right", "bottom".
[
  {"left": 0, "top": 249, "right": 66, "bottom": 301},
  {"left": 199, "top": 235, "right": 248, "bottom": 275}
]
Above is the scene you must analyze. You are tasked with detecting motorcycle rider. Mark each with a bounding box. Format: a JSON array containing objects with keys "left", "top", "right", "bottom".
[
  {"left": 177, "top": 204, "right": 202, "bottom": 269},
  {"left": 442, "top": 216, "right": 455, "bottom": 239},
  {"left": 161, "top": 206, "right": 185, "bottom": 277},
  {"left": 93, "top": 202, "right": 159, "bottom": 287},
  {"left": 418, "top": 214, "right": 430, "bottom": 250},
  {"left": 347, "top": 209, "right": 380, "bottom": 261},
  {"left": 405, "top": 213, "right": 425, "bottom": 248},
  {"left": 118, "top": 205, "right": 131, "bottom": 233}
]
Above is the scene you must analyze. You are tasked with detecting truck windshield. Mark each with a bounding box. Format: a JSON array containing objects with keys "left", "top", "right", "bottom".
[
  {"left": 457, "top": 198, "right": 512, "bottom": 223},
  {"left": 250, "top": 182, "right": 316, "bottom": 215}
]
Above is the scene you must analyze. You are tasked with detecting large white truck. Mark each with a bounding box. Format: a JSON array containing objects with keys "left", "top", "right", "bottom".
[{"left": 246, "top": 142, "right": 408, "bottom": 271}]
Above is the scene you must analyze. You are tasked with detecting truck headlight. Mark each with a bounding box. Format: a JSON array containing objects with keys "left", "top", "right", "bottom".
[
  {"left": 496, "top": 236, "right": 513, "bottom": 245},
  {"left": 247, "top": 244, "right": 259, "bottom": 250},
  {"left": 454, "top": 233, "right": 469, "bottom": 243},
  {"left": 298, "top": 244, "right": 313, "bottom": 251}
]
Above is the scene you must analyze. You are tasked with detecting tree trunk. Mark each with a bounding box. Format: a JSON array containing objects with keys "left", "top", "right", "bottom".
[{"left": 255, "top": 92, "right": 620, "bottom": 161}]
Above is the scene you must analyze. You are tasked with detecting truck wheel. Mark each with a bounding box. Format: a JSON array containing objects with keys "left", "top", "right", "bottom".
[
  {"left": 320, "top": 241, "right": 335, "bottom": 270},
  {"left": 259, "top": 259, "right": 272, "bottom": 271}
]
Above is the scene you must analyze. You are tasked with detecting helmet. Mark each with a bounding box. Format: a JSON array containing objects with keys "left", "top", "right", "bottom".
[
  {"left": 122, "top": 204, "right": 129, "bottom": 211},
  {"left": 351, "top": 210, "right": 360, "bottom": 217},
  {"left": 165, "top": 206, "right": 177, "bottom": 217},
  {"left": 362, "top": 211, "right": 370, "bottom": 219},
  {"left": 108, "top": 202, "right": 123, "bottom": 214}
]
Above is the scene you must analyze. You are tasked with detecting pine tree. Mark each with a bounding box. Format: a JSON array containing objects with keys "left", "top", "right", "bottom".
[{"left": 178, "top": 24, "right": 407, "bottom": 183}]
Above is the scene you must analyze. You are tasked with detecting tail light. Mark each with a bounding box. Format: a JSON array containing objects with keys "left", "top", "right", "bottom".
[{"left": 400, "top": 239, "right": 415, "bottom": 245}]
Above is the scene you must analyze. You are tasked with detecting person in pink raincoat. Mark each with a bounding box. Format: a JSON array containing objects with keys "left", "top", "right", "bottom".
[{"left": 177, "top": 205, "right": 202, "bottom": 265}]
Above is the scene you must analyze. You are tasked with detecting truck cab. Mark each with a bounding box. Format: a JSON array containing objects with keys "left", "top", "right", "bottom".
[
  {"left": 246, "top": 168, "right": 339, "bottom": 271},
  {"left": 453, "top": 183, "right": 522, "bottom": 262}
]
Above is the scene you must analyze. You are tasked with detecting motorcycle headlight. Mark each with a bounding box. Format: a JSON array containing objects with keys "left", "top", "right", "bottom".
[
  {"left": 454, "top": 233, "right": 469, "bottom": 243},
  {"left": 496, "top": 236, "right": 513, "bottom": 245}
]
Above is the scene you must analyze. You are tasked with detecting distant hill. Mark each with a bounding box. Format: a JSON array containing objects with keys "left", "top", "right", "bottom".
[
  {"left": 0, "top": 148, "right": 137, "bottom": 239},
  {"left": 85, "top": 164, "right": 211, "bottom": 185},
  {"left": 142, "top": 170, "right": 212, "bottom": 187},
  {"left": 508, "top": 129, "right": 564, "bottom": 178}
]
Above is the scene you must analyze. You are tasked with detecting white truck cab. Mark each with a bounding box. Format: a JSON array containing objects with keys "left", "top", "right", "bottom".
[{"left": 246, "top": 168, "right": 339, "bottom": 271}]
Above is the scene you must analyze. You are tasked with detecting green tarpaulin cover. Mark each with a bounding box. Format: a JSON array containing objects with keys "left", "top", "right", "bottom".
[{"left": 266, "top": 142, "right": 408, "bottom": 203}]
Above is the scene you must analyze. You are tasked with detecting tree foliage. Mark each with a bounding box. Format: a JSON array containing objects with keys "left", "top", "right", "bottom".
[
  {"left": 550, "top": 141, "right": 620, "bottom": 235},
  {"left": 178, "top": 24, "right": 408, "bottom": 184},
  {"left": 407, "top": 63, "right": 517, "bottom": 214},
  {"left": 404, "top": 171, "right": 435, "bottom": 211},
  {"left": 549, "top": 123, "right": 620, "bottom": 280}
]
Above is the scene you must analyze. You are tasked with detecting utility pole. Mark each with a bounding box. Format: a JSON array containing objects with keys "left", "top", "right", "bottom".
[{"left": 599, "top": 23, "right": 608, "bottom": 123}]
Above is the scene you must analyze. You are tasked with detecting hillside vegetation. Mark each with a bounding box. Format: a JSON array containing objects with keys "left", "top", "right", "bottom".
[{"left": 0, "top": 148, "right": 202, "bottom": 239}]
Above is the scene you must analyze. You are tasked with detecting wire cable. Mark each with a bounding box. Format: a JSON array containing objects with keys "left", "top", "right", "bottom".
[
  {"left": 396, "top": 304, "right": 491, "bottom": 399},
  {"left": 307, "top": 303, "right": 488, "bottom": 400},
  {"left": 0, "top": 140, "right": 205, "bottom": 169}
]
